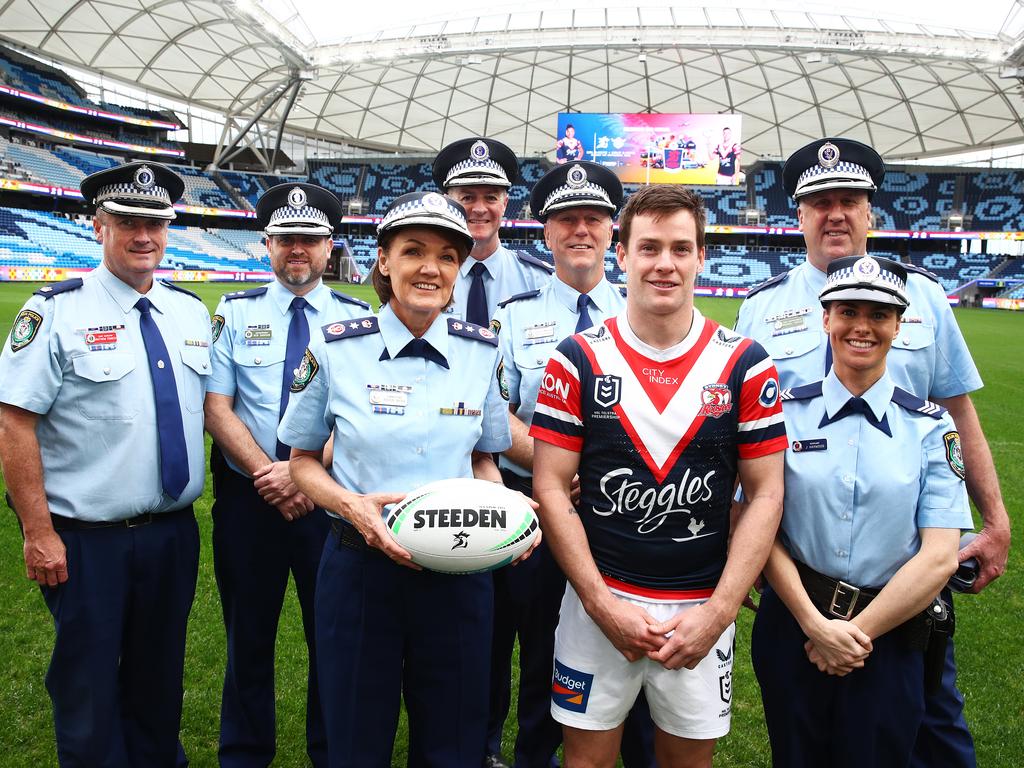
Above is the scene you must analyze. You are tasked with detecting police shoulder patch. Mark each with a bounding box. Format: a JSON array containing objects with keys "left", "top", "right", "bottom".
[
  {"left": 322, "top": 315, "right": 379, "bottom": 342},
  {"left": 224, "top": 286, "right": 269, "bottom": 301},
  {"left": 497, "top": 357, "right": 510, "bottom": 401},
  {"left": 330, "top": 289, "right": 371, "bottom": 310},
  {"left": 211, "top": 314, "right": 225, "bottom": 343},
  {"left": 33, "top": 278, "right": 83, "bottom": 298},
  {"left": 944, "top": 431, "right": 966, "bottom": 480},
  {"left": 290, "top": 348, "right": 319, "bottom": 392},
  {"left": 448, "top": 318, "right": 498, "bottom": 345},
  {"left": 11, "top": 309, "right": 43, "bottom": 352}
]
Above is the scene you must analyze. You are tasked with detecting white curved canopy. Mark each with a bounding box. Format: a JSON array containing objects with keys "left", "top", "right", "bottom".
[{"left": 2, "top": 0, "right": 1024, "bottom": 161}]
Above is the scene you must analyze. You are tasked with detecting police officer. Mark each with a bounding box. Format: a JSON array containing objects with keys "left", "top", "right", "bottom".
[
  {"left": 487, "top": 162, "right": 653, "bottom": 768},
  {"left": 205, "top": 183, "right": 368, "bottom": 767},
  {"left": 734, "top": 137, "right": 1009, "bottom": 767},
  {"left": 278, "top": 191, "right": 522, "bottom": 767},
  {"left": 0, "top": 161, "right": 210, "bottom": 766},
  {"left": 432, "top": 137, "right": 553, "bottom": 325},
  {"left": 751, "top": 256, "right": 972, "bottom": 767}
]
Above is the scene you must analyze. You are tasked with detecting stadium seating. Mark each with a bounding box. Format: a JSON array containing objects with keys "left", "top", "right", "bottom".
[
  {"left": 218, "top": 171, "right": 266, "bottom": 208},
  {"left": 964, "top": 171, "right": 1024, "bottom": 231},
  {"left": 171, "top": 165, "right": 237, "bottom": 209}
]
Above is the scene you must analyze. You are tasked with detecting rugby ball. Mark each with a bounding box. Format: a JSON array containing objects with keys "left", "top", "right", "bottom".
[{"left": 384, "top": 478, "right": 540, "bottom": 574}]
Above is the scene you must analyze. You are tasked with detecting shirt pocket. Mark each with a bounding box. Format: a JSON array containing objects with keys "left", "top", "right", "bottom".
[
  {"left": 231, "top": 346, "right": 286, "bottom": 407},
  {"left": 892, "top": 321, "right": 935, "bottom": 352},
  {"left": 763, "top": 330, "right": 821, "bottom": 366},
  {"left": 180, "top": 345, "right": 212, "bottom": 413},
  {"left": 71, "top": 352, "right": 138, "bottom": 420}
]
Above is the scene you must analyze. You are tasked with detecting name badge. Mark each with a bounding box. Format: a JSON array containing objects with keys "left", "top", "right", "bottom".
[
  {"left": 791, "top": 438, "right": 827, "bottom": 452},
  {"left": 243, "top": 325, "right": 272, "bottom": 345},
  {"left": 369, "top": 390, "right": 409, "bottom": 407},
  {"left": 771, "top": 315, "right": 808, "bottom": 336},
  {"left": 79, "top": 324, "right": 125, "bottom": 351},
  {"left": 525, "top": 323, "right": 556, "bottom": 340}
]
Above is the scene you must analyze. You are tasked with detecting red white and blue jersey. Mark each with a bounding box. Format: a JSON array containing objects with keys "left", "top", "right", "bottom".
[{"left": 530, "top": 310, "right": 787, "bottom": 595}]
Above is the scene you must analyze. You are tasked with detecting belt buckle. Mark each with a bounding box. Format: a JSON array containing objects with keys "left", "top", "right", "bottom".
[
  {"left": 124, "top": 514, "right": 150, "bottom": 528},
  {"left": 829, "top": 580, "right": 860, "bottom": 619}
]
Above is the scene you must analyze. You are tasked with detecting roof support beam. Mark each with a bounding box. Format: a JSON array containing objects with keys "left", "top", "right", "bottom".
[{"left": 209, "top": 72, "right": 304, "bottom": 171}]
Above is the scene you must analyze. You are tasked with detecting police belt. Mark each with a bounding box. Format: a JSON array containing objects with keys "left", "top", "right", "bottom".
[
  {"left": 795, "top": 560, "right": 933, "bottom": 651},
  {"left": 330, "top": 517, "right": 379, "bottom": 553},
  {"left": 499, "top": 467, "right": 533, "bottom": 497},
  {"left": 50, "top": 505, "right": 194, "bottom": 531}
]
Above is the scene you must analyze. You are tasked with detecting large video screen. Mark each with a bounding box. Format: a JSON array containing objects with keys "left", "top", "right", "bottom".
[{"left": 555, "top": 113, "right": 742, "bottom": 185}]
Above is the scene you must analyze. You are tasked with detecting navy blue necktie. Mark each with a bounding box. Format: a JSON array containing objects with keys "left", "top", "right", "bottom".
[
  {"left": 819, "top": 396, "right": 892, "bottom": 437},
  {"left": 575, "top": 293, "right": 594, "bottom": 333},
  {"left": 466, "top": 262, "right": 488, "bottom": 326},
  {"left": 136, "top": 297, "right": 189, "bottom": 499},
  {"left": 276, "top": 296, "right": 309, "bottom": 460},
  {"left": 393, "top": 337, "right": 449, "bottom": 369}
]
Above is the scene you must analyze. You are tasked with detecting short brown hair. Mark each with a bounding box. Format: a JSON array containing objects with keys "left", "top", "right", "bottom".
[
  {"left": 371, "top": 226, "right": 470, "bottom": 307},
  {"left": 617, "top": 185, "right": 706, "bottom": 252}
]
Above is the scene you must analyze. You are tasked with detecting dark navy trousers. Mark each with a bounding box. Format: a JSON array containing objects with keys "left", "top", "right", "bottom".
[
  {"left": 316, "top": 526, "right": 494, "bottom": 768},
  {"left": 41, "top": 509, "right": 199, "bottom": 768},
  {"left": 752, "top": 587, "right": 926, "bottom": 768},
  {"left": 211, "top": 465, "right": 329, "bottom": 768},
  {"left": 487, "top": 471, "right": 655, "bottom": 768},
  {"left": 911, "top": 638, "right": 976, "bottom": 768}
]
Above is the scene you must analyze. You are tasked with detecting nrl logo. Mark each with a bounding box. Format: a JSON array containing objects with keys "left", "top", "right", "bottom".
[{"left": 594, "top": 375, "right": 621, "bottom": 408}]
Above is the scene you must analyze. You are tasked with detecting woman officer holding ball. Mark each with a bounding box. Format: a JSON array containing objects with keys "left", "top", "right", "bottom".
[
  {"left": 751, "top": 255, "right": 972, "bottom": 768},
  {"left": 279, "top": 191, "right": 528, "bottom": 767}
]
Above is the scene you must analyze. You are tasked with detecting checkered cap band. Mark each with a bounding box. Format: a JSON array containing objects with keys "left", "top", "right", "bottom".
[
  {"left": 794, "top": 160, "right": 875, "bottom": 199},
  {"left": 94, "top": 182, "right": 172, "bottom": 208},
  {"left": 266, "top": 205, "right": 332, "bottom": 233},
  {"left": 378, "top": 195, "right": 471, "bottom": 239},
  {"left": 443, "top": 157, "right": 511, "bottom": 188},
  {"left": 541, "top": 181, "right": 615, "bottom": 216},
  {"left": 820, "top": 261, "right": 908, "bottom": 306}
]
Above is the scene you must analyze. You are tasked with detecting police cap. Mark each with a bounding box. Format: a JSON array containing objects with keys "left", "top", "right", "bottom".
[
  {"left": 783, "top": 138, "right": 884, "bottom": 201},
  {"left": 80, "top": 161, "right": 184, "bottom": 220},
  {"left": 530, "top": 161, "right": 623, "bottom": 223},
  {"left": 257, "top": 182, "right": 343, "bottom": 236},
  {"left": 432, "top": 137, "right": 518, "bottom": 191},
  {"left": 377, "top": 191, "right": 474, "bottom": 253},
  {"left": 819, "top": 255, "right": 909, "bottom": 310}
]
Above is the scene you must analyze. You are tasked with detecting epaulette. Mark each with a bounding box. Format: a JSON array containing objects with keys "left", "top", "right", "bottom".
[
  {"left": 902, "top": 263, "right": 940, "bottom": 284},
  {"left": 780, "top": 381, "right": 822, "bottom": 402},
  {"left": 891, "top": 387, "right": 946, "bottom": 419},
  {"left": 34, "top": 278, "right": 83, "bottom": 298},
  {"left": 515, "top": 251, "right": 555, "bottom": 273},
  {"left": 330, "top": 289, "right": 370, "bottom": 310},
  {"left": 159, "top": 280, "right": 201, "bottom": 301},
  {"left": 322, "top": 315, "right": 379, "bottom": 342},
  {"left": 224, "top": 286, "right": 269, "bottom": 301},
  {"left": 497, "top": 289, "right": 542, "bottom": 308},
  {"left": 743, "top": 270, "right": 790, "bottom": 300},
  {"left": 448, "top": 318, "right": 498, "bottom": 346}
]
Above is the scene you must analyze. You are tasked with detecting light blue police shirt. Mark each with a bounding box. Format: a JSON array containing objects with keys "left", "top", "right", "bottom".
[
  {"left": 735, "top": 259, "right": 982, "bottom": 399},
  {"left": 446, "top": 243, "right": 553, "bottom": 322},
  {"left": 207, "top": 279, "right": 368, "bottom": 474},
  {"left": 779, "top": 368, "right": 972, "bottom": 587},
  {"left": 278, "top": 303, "right": 511, "bottom": 516},
  {"left": 0, "top": 264, "right": 211, "bottom": 520},
  {"left": 493, "top": 274, "right": 625, "bottom": 478}
]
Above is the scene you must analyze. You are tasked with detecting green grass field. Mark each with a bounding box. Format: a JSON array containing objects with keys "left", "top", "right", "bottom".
[{"left": 0, "top": 281, "right": 1021, "bottom": 767}]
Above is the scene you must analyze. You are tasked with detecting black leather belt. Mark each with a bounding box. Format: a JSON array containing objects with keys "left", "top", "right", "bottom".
[
  {"left": 51, "top": 505, "right": 193, "bottom": 531},
  {"left": 795, "top": 560, "right": 880, "bottom": 620},
  {"left": 330, "top": 518, "right": 374, "bottom": 552}
]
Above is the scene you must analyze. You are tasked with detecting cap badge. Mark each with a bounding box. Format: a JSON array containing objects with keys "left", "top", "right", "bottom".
[
  {"left": 470, "top": 140, "right": 490, "bottom": 162},
  {"left": 567, "top": 164, "right": 588, "bottom": 188},
  {"left": 817, "top": 142, "right": 840, "bottom": 169},
  {"left": 287, "top": 186, "right": 307, "bottom": 209},
  {"left": 134, "top": 165, "right": 155, "bottom": 190},
  {"left": 422, "top": 192, "right": 448, "bottom": 212},
  {"left": 853, "top": 256, "right": 880, "bottom": 281}
]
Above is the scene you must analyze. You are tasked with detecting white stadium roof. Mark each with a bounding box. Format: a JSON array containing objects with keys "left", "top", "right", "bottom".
[{"left": 3, "top": 0, "right": 1024, "bottom": 162}]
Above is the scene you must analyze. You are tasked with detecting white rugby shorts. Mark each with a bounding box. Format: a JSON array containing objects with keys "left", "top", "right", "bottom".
[{"left": 550, "top": 584, "right": 735, "bottom": 739}]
